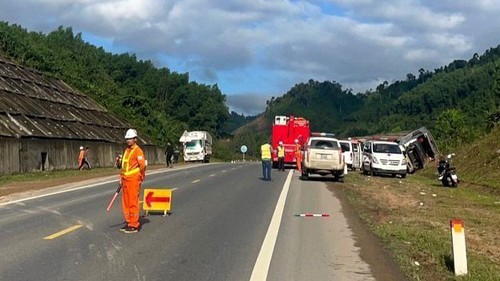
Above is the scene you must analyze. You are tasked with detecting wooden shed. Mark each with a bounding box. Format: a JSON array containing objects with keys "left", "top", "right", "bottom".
[{"left": 0, "top": 56, "right": 163, "bottom": 174}]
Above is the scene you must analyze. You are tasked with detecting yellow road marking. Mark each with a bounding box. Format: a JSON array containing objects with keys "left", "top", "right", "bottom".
[
  {"left": 44, "top": 224, "right": 83, "bottom": 240},
  {"left": 192, "top": 179, "right": 200, "bottom": 183}
]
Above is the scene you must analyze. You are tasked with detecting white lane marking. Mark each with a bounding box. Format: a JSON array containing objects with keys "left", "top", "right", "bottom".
[
  {"left": 209, "top": 174, "right": 216, "bottom": 177},
  {"left": 250, "top": 170, "right": 293, "bottom": 281},
  {"left": 192, "top": 179, "right": 200, "bottom": 183},
  {"left": 222, "top": 170, "right": 227, "bottom": 173},
  {"left": 0, "top": 165, "right": 209, "bottom": 207}
]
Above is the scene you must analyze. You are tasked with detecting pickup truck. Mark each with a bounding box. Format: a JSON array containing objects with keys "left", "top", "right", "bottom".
[{"left": 301, "top": 134, "right": 345, "bottom": 181}]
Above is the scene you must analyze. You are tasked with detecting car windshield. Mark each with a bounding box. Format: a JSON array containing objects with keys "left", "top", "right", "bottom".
[
  {"left": 373, "top": 143, "right": 401, "bottom": 154},
  {"left": 339, "top": 142, "right": 350, "bottom": 151},
  {"left": 310, "top": 139, "right": 339, "bottom": 150},
  {"left": 186, "top": 140, "right": 202, "bottom": 149}
]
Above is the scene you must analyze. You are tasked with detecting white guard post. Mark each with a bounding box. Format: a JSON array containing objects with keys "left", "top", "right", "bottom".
[{"left": 450, "top": 219, "right": 468, "bottom": 276}]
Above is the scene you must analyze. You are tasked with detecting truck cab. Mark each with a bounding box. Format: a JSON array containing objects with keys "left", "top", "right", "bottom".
[{"left": 179, "top": 131, "right": 212, "bottom": 163}]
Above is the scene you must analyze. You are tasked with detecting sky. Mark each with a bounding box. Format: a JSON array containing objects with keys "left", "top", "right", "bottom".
[{"left": 1, "top": 1, "right": 500, "bottom": 115}]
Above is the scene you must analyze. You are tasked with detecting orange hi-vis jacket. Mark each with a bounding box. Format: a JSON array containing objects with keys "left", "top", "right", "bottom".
[
  {"left": 78, "top": 149, "right": 84, "bottom": 166},
  {"left": 120, "top": 144, "right": 146, "bottom": 181},
  {"left": 120, "top": 143, "right": 146, "bottom": 229},
  {"left": 294, "top": 143, "right": 302, "bottom": 159}
]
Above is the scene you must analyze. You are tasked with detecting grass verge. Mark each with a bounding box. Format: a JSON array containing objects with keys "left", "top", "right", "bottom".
[{"left": 340, "top": 168, "right": 500, "bottom": 281}]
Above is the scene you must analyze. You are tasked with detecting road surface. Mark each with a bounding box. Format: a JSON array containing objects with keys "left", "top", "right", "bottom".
[{"left": 0, "top": 162, "right": 405, "bottom": 281}]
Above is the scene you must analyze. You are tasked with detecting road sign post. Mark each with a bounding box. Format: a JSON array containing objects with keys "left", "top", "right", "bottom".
[
  {"left": 450, "top": 219, "right": 468, "bottom": 276},
  {"left": 240, "top": 145, "right": 248, "bottom": 162},
  {"left": 143, "top": 188, "right": 172, "bottom": 216}
]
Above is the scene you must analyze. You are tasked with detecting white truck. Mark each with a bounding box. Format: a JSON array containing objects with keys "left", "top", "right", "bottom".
[{"left": 179, "top": 131, "right": 213, "bottom": 163}]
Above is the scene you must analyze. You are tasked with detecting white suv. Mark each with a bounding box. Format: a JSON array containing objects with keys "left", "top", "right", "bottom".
[
  {"left": 362, "top": 141, "right": 407, "bottom": 178},
  {"left": 301, "top": 134, "right": 345, "bottom": 181}
]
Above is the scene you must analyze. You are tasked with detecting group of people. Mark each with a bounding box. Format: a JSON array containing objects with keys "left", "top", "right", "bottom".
[
  {"left": 260, "top": 139, "right": 303, "bottom": 181},
  {"left": 77, "top": 146, "right": 92, "bottom": 170}
]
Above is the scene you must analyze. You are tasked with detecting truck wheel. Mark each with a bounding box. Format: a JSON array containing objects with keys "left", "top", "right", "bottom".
[
  {"left": 369, "top": 165, "right": 375, "bottom": 176},
  {"left": 400, "top": 173, "right": 407, "bottom": 178}
]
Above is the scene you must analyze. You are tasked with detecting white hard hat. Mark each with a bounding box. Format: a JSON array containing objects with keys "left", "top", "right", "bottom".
[
  {"left": 125, "top": 129, "right": 138, "bottom": 139},
  {"left": 294, "top": 139, "right": 299, "bottom": 143},
  {"left": 279, "top": 141, "right": 283, "bottom": 145},
  {"left": 80, "top": 146, "right": 84, "bottom": 150}
]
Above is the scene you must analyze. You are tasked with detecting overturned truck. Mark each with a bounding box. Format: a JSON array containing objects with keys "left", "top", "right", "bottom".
[{"left": 398, "top": 127, "right": 439, "bottom": 173}]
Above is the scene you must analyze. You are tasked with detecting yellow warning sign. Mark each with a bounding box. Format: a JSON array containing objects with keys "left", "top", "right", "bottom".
[{"left": 143, "top": 189, "right": 172, "bottom": 216}]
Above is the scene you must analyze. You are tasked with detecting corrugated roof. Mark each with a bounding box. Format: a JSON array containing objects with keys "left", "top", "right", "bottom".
[{"left": 0, "top": 56, "right": 151, "bottom": 144}]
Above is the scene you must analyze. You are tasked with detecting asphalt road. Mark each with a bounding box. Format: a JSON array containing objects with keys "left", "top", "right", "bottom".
[{"left": 0, "top": 162, "right": 404, "bottom": 281}]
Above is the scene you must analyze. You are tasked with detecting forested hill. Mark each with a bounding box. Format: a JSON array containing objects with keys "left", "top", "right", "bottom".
[
  {"left": 237, "top": 45, "right": 500, "bottom": 154},
  {"left": 0, "top": 22, "right": 229, "bottom": 146}
]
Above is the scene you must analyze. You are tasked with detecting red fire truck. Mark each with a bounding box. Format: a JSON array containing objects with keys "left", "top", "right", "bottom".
[{"left": 271, "top": 115, "right": 311, "bottom": 168}]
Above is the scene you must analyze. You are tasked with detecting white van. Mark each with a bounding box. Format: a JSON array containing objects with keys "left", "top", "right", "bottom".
[
  {"left": 339, "top": 140, "right": 353, "bottom": 169},
  {"left": 362, "top": 140, "right": 407, "bottom": 178}
]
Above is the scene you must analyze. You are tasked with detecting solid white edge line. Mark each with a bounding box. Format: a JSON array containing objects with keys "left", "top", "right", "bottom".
[
  {"left": 0, "top": 165, "right": 196, "bottom": 207},
  {"left": 249, "top": 169, "right": 293, "bottom": 281}
]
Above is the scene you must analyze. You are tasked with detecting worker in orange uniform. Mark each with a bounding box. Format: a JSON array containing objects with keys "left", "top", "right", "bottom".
[
  {"left": 294, "top": 139, "right": 302, "bottom": 173},
  {"left": 119, "top": 129, "right": 147, "bottom": 233},
  {"left": 78, "top": 146, "right": 85, "bottom": 170}
]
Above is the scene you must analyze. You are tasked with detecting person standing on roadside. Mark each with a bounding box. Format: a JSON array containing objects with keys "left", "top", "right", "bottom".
[
  {"left": 119, "top": 129, "right": 147, "bottom": 233},
  {"left": 294, "top": 139, "right": 302, "bottom": 173},
  {"left": 277, "top": 141, "right": 285, "bottom": 171},
  {"left": 83, "top": 146, "right": 92, "bottom": 170},
  {"left": 165, "top": 142, "right": 174, "bottom": 168},
  {"left": 78, "top": 146, "right": 85, "bottom": 170},
  {"left": 261, "top": 140, "right": 273, "bottom": 180}
]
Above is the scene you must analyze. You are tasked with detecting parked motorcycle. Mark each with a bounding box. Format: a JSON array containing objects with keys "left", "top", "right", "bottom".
[{"left": 437, "top": 153, "right": 459, "bottom": 187}]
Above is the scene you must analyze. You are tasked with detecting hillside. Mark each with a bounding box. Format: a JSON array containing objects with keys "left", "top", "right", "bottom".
[
  {"left": 0, "top": 22, "right": 229, "bottom": 146},
  {"left": 454, "top": 125, "right": 500, "bottom": 189},
  {"left": 236, "top": 46, "right": 500, "bottom": 155}
]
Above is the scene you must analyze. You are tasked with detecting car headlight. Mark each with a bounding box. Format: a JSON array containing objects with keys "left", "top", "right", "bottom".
[
  {"left": 401, "top": 158, "right": 407, "bottom": 165},
  {"left": 372, "top": 156, "right": 379, "bottom": 164}
]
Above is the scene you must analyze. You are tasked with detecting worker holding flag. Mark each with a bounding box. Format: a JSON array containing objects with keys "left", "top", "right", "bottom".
[{"left": 119, "top": 129, "right": 147, "bottom": 233}]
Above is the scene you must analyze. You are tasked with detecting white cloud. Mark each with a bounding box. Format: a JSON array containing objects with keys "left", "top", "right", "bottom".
[{"left": 1, "top": 0, "right": 499, "bottom": 115}]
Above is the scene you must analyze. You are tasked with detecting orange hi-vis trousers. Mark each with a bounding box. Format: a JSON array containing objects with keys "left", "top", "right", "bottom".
[
  {"left": 121, "top": 176, "right": 141, "bottom": 228},
  {"left": 296, "top": 152, "right": 302, "bottom": 173}
]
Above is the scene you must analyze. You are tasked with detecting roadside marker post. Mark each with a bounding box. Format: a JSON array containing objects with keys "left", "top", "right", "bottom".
[
  {"left": 143, "top": 188, "right": 172, "bottom": 216},
  {"left": 450, "top": 219, "right": 468, "bottom": 276}
]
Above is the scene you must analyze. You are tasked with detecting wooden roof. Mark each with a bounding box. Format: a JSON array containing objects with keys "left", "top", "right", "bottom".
[{"left": 0, "top": 56, "right": 150, "bottom": 144}]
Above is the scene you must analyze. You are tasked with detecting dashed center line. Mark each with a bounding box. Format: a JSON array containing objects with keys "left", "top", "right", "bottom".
[
  {"left": 192, "top": 179, "right": 200, "bottom": 183},
  {"left": 209, "top": 174, "right": 216, "bottom": 177},
  {"left": 44, "top": 224, "right": 83, "bottom": 240},
  {"left": 222, "top": 170, "right": 227, "bottom": 173}
]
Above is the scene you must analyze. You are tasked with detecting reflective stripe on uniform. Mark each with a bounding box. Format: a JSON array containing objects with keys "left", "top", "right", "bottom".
[{"left": 121, "top": 145, "right": 139, "bottom": 176}]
